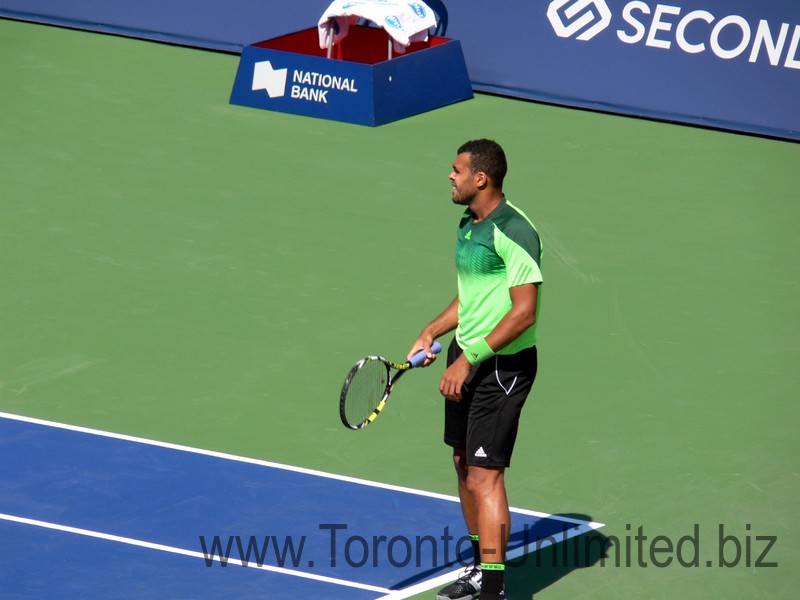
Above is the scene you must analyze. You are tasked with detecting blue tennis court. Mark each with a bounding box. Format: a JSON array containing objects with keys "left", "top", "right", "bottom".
[{"left": 0, "top": 413, "right": 602, "bottom": 598}]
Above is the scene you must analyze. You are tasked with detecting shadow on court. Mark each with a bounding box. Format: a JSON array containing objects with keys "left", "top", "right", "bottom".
[{"left": 505, "top": 513, "right": 610, "bottom": 598}]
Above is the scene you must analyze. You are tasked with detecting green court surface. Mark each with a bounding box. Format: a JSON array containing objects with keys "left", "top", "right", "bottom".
[{"left": 1, "top": 18, "right": 798, "bottom": 599}]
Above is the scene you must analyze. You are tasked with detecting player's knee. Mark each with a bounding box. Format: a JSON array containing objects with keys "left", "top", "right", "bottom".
[
  {"left": 452, "top": 449, "right": 468, "bottom": 478},
  {"left": 464, "top": 466, "right": 504, "bottom": 496}
]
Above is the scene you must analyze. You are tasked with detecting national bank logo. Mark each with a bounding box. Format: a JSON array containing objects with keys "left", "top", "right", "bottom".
[
  {"left": 251, "top": 60, "right": 360, "bottom": 104},
  {"left": 547, "top": 0, "right": 612, "bottom": 41},
  {"left": 252, "top": 61, "right": 287, "bottom": 98}
]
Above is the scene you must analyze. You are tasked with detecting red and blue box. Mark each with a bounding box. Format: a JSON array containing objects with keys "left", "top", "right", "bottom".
[{"left": 230, "top": 25, "right": 473, "bottom": 126}]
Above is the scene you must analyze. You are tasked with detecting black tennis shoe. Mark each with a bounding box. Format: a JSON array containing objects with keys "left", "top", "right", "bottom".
[{"left": 435, "top": 564, "right": 481, "bottom": 600}]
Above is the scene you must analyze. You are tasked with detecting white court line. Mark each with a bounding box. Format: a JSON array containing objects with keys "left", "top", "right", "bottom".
[
  {"left": 0, "top": 411, "right": 604, "bottom": 598},
  {"left": 0, "top": 512, "right": 392, "bottom": 595},
  {"left": 0, "top": 411, "right": 603, "bottom": 527},
  {"left": 0, "top": 411, "right": 464, "bottom": 502}
]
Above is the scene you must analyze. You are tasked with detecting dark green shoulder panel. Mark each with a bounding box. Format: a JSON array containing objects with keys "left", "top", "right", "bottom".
[{"left": 492, "top": 202, "right": 542, "bottom": 266}]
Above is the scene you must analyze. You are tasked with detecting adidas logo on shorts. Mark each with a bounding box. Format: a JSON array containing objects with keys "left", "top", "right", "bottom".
[{"left": 474, "top": 447, "right": 487, "bottom": 458}]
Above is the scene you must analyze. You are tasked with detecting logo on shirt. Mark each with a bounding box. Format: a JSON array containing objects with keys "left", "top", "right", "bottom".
[{"left": 464, "top": 230, "right": 472, "bottom": 240}]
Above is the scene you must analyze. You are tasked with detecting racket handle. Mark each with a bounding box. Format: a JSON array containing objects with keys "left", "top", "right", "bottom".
[{"left": 408, "top": 341, "right": 443, "bottom": 368}]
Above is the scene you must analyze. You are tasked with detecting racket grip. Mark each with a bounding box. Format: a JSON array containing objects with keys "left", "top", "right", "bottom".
[{"left": 408, "top": 341, "right": 443, "bottom": 368}]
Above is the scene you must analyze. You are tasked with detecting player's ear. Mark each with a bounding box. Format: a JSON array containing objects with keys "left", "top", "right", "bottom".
[{"left": 475, "top": 171, "right": 488, "bottom": 189}]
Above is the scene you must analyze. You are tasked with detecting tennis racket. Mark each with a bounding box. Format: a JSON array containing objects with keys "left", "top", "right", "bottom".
[{"left": 339, "top": 341, "right": 442, "bottom": 430}]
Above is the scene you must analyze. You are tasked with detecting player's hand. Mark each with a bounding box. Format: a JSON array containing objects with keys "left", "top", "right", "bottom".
[
  {"left": 439, "top": 354, "right": 472, "bottom": 401},
  {"left": 406, "top": 336, "right": 438, "bottom": 367}
]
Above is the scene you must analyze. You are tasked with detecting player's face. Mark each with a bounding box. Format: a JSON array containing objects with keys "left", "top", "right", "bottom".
[{"left": 450, "top": 153, "right": 477, "bottom": 206}]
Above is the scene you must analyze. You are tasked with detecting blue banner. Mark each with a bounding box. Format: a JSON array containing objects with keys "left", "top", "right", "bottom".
[
  {"left": 1, "top": 0, "right": 797, "bottom": 139},
  {"left": 452, "top": 0, "right": 800, "bottom": 141}
]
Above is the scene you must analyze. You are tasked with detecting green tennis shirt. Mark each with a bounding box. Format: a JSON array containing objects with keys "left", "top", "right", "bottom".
[{"left": 455, "top": 197, "right": 543, "bottom": 355}]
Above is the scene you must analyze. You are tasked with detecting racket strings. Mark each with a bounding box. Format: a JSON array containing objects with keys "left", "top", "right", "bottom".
[{"left": 343, "top": 359, "right": 390, "bottom": 426}]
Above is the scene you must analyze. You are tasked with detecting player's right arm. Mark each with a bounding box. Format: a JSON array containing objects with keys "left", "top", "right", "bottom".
[{"left": 407, "top": 296, "right": 459, "bottom": 364}]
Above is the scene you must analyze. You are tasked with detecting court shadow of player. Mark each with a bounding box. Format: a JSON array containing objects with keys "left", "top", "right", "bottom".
[{"left": 505, "top": 513, "right": 611, "bottom": 598}]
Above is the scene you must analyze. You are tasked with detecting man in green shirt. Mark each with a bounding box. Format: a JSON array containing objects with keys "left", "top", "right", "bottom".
[{"left": 408, "top": 139, "right": 542, "bottom": 600}]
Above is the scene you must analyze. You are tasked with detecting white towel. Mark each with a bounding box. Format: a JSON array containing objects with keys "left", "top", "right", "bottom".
[{"left": 318, "top": 1, "right": 438, "bottom": 54}]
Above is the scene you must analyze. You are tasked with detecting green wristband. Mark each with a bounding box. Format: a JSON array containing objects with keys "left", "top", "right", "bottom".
[{"left": 465, "top": 338, "right": 494, "bottom": 365}]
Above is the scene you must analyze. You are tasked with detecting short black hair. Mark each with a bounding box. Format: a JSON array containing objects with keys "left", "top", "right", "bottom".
[{"left": 457, "top": 139, "right": 507, "bottom": 189}]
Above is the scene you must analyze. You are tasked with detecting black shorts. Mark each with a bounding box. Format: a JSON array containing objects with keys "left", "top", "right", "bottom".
[{"left": 444, "top": 338, "right": 538, "bottom": 468}]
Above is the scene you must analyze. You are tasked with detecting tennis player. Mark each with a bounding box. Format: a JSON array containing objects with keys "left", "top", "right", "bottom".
[{"left": 408, "top": 139, "right": 542, "bottom": 600}]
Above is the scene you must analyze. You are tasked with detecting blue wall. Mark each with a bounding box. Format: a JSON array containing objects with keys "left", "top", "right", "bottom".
[{"left": 2, "top": 0, "right": 798, "bottom": 140}]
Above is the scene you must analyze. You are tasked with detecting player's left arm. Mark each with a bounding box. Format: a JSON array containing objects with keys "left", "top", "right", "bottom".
[
  {"left": 439, "top": 284, "right": 538, "bottom": 401},
  {"left": 485, "top": 220, "right": 542, "bottom": 352},
  {"left": 484, "top": 283, "right": 539, "bottom": 353}
]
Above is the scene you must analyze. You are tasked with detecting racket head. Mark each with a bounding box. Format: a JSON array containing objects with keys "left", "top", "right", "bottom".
[{"left": 339, "top": 356, "right": 392, "bottom": 430}]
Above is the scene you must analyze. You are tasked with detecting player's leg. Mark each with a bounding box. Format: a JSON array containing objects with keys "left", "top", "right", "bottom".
[
  {"left": 438, "top": 342, "right": 483, "bottom": 600},
  {"left": 436, "top": 450, "right": 483, "bottom": 600},
  {"left": 461, "top": 346, "right": 539, "bottom": 599},
  {"left": 454, "top": 450, "right": 477, "bottom": 532},
  {"left": 465, "top": 465, "right": 509, "bottom": 561},
  {"left": 464, "top": 465, "right": 509, "bottom": 600}
]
